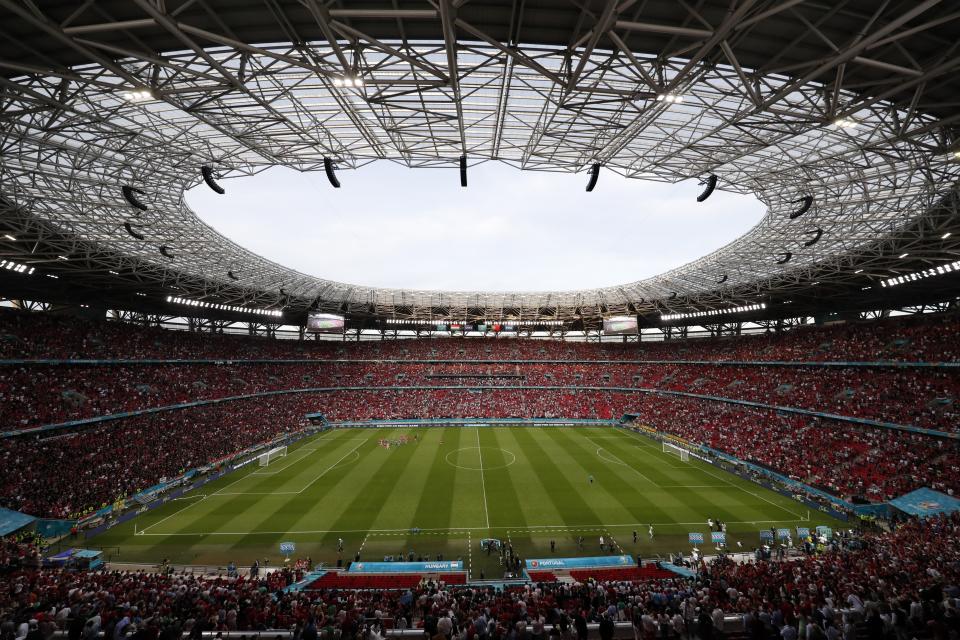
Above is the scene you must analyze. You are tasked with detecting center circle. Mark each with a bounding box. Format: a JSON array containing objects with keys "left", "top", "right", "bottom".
[{"left": 445, "top": 446, "right": 517, "bottom": 471}]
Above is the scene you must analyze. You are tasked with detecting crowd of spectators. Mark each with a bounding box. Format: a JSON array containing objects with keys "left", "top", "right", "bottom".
[
  {"left": 2, "top": 307, "right": 959, "bottom": 363},
  {"left": 1, "top": 513, "right": 957, "bottom": 639},
  {"left": 2, "top": 360, "right": 958, "bottom": 432},
  {"left": 632, "top": 395, "right": 960, "bottom": 502},
  {"left": 0, "top": 397, "right": 307, "bottom": 519}
]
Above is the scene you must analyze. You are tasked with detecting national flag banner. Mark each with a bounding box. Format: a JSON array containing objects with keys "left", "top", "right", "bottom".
[
  {"left": 711, "top": 531, "right": 726, "bottom": 544},
  {"left": 776, "top": 528, "right": 791, "bottom": 539},
  {"left": 796, "top": 527, "right": 811, "bottom": 538},
  {"left": 759, "top": 530, "right": 774, "bottom": 540},
  {"left": 688, "top": 532, "right": 704, "bottom": 544}
]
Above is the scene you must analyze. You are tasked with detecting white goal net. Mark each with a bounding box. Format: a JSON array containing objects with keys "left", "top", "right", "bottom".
[
  {"left": 662, "top": 442, "right": 690, "bottom": 462},
  {"left": 259, "top": 446, "right": 287, "bottom": 466}
]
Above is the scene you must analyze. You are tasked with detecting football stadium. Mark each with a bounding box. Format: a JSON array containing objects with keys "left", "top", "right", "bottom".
[{"left": 1, "top": 2, "right": 959, "bottom": 639}]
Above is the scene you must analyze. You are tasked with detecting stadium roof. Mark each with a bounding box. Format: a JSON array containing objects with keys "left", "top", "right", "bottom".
[{"left": 1, "top": 0, "right": 959, "bottom": 323}]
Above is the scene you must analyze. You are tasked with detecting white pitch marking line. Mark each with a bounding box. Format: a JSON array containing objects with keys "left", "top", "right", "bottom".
[
  {"left": 615, "top": 428, "right": 806, "bottom": 521},
  {"left": 581, "top": 433, "right": 659, "bottom": 486},
  {"left": 133, "top": 518, "right": 809, "bottom": 536},
  {"left": 294, "top": 436, "right": 371, "bottom": 495},
  {"left": 142, "top": 433, "right": 366, "bottom": 535},
  {"left": 476, "top": 428, "right": 491, "bottom": 530}
]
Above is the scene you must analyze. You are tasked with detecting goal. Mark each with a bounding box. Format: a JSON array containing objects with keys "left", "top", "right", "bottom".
[
  {"left": 662, "top": 442, "right": 690, "bottom": 462},
  {"left": 258, "top": 446, "right": 287, "bottom": 466}
]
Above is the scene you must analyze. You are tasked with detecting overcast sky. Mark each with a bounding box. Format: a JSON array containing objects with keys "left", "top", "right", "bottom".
[{"left": 187, "top": 161, "right": 764, "bottom": 292}]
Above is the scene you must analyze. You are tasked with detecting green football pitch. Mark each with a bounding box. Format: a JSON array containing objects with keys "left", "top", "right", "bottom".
[{"left": 93, "top": 426, "right": 839, "bottom": 577}]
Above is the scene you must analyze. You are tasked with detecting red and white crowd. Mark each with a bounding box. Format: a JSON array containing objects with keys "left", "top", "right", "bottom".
[{"left": 1, "top": 513, "right": 958, "bottom": 639}]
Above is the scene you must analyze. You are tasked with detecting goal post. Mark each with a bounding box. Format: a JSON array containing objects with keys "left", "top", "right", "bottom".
[
  {"left": 662, "top": 441, "right": 690, "bottom": 462},
  {"left": 259, "top": 445, "right": 287, "bottom": 466}
]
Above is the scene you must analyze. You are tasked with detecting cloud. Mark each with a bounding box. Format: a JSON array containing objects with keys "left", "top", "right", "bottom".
[{"left": 187, "top": 162, "right": 764, "bottom": 291}]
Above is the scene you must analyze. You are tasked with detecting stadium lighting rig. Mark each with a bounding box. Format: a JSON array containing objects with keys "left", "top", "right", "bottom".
[
  {"left": 123, "top": 89, "right": 154, "bottom": 103},
  {"left": 661, "top": 303, "right": 767, "bottom": 322},
  {"left": 880, "top": 261, "right": 960, "bottom": 288},
  {"left": 166, "top": 296, "right": 282, "bottom": 318},
  {"left": 0, "top": 259, "right": 34, "bottom": 275}
]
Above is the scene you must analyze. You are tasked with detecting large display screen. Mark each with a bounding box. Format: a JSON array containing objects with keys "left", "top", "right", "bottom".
[
  {"left": 306, "top": 312, "right": 345, "bottom": 333},
  {"left": 603, "top": 315, "right": 638, "bottom": 335}
]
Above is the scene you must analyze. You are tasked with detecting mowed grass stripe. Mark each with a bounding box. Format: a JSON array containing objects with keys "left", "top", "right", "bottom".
[
  {"left": 608, "top": 428, "right": 807, "bottom": 522},
  {"left": 510, "top": 428, "right": 604, "bottom": 529},
  {"left": 480, "top": 429, "right": 532, "bottom": 529},
  {"left": 148, "top": 429, "right": 365, "bottom": 537},
  {"left": 557, "top": 428, "right": 684, "bottom": 526},
  {"left": 371, "top": 429, "right": 447, "bottom": 530},
  {"left": 90, "top": 426, "right": 834, "bottom": 567},
  {"left": 308, "top": 429, "right": 425, "bottom": 551},
  {"left": 444, "top": 428, "right": 492, "bottom": 530},
  {"left": 136, "top": 429, "right": 351, "bottom": 535}
]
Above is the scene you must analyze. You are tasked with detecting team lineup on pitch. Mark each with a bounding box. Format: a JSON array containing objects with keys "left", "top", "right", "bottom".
[{"left": 96, "top": 426, "right": 833, "bottom": 577}]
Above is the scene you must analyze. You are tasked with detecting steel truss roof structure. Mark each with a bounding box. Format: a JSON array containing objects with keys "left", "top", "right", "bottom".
[{"left": 1, "top": 0, "right": 959, "bottom": 323}]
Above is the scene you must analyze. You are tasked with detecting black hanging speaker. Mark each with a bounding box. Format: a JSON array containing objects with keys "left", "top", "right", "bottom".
[
  {"left": 790, "top": 196, "right": 813, "bottom": 219},
  {"left": 696, "top": 175, "right": 718, "bottom": 202},
  {"left": 324, "top": 157, "right": 341, "bottom": 188},
  {"left": 201, "top": 166, "right": 225, "bottom": 194},
  {"left": 122, "top": 186, "right": 148, "bottom": 211},
  {"left": 585, "top": 163, "right": 601, "bottom": 192},
  {"left": 459, "top": 155, "right": 467, "bottom": 187}
]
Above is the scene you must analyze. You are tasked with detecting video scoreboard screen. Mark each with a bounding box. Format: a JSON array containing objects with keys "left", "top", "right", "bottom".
[
  {"left": 603, "top": 316, "right": 638, "bottom": 335},
  {"left": 306, "top": 312, "right": 345, "bottom": 333}
]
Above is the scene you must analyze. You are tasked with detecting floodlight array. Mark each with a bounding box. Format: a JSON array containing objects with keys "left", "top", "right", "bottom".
[
  {"left": 0, "top": 259, "right": 34, "bottom": 275},
  {"left": 166, "top": 296, "right": 282, "bottom": 317},
  {"left": 661, "top": 303, "right": 766, "bottom": 321},
  {"left": 880, "top": 262, "right": 960, "bottom": 288}
]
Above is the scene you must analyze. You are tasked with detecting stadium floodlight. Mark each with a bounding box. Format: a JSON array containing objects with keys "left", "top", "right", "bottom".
[
  {"left": 323, "top": 157, "right": 341, "bottom": 188},
  {"left": 880, "top": 261, "right": 960, "bottom": 287},
  {"left": 122, "top": 186, "right": 149, "bottom": 211},
  {"left": 123, "top": 89, "right": 154, "bottom": 102},
  {"left": 790, "top": 196, "right": 813, "bottom": 219},
  {"left": 0, "top": 259, "right": 35, "bottom": 275},
  {"left": 661, "top": 302, "right": 766, "bottom": 321},
  {"left": 832, "top": 117, "right": 858, "bottom": 129},
  {"left": 899, "top": 253, "right": 909, "bottom": 258},
  {"left": 943, "top": 232, "right": 953, "bottom": 239},
  {"left": 696, "top": 174, "right": 718, "bottom": 202},
  {"left": 585, "top": 163, "right": 600, "bottom": 192},
  {"left": 3, "top": 234, "right": 15, "bottom": 241},
  {"left": 167, "top": 295, "right": 283, "bottom": 317},
  {"left": 655, "top": 93, "right": 684, "bottom": 103},
  {"left": 201, "top": 166, "right": 226, "bottom": 194}
]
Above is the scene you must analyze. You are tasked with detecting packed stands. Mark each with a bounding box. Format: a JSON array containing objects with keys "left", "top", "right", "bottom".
[
  {"left": 2, "top": 307, "right": 960, "bottom": 362},
  {"left": 1, "top": 513, "right": 957, "bottom": 638},
  {"left": 2, "top": 361, "right": 958, "bottom": 431}
]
